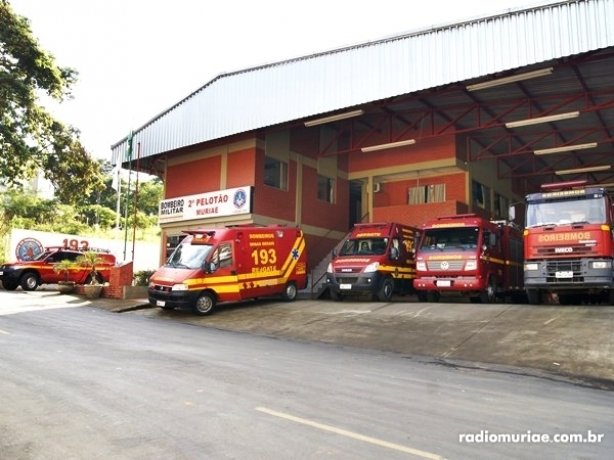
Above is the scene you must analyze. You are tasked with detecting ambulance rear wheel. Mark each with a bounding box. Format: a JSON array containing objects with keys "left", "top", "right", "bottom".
[
  {"left": 282, "top": 282, "right": 297, "bottom": 301},
  {"left": 194, "top": 292, "right": 216, "bottom": 315},
  {"left": 527, "top": 289, "right": 542, "bottom": 305}
]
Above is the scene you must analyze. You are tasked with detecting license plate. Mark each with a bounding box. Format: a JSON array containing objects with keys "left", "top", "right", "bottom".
[
  {"left": 555, "top": 271, "right": 573, "bottom": 279},
  {"left": 156, "top": 300, "right": 166, "bottom": 307},
  {"left": 339, "top": 283, "right": 352, "bottom": 290},
  {"left": 437, "top": 280, "right": 451, "bottom": 287}
]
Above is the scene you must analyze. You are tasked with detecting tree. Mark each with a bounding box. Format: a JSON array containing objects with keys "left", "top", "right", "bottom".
[{"left": 0, "top": 1, "right": 103, "bottom": 204}]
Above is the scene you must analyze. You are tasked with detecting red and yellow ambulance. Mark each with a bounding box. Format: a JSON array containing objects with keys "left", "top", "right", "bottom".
[{"left": 148, "top": 225, "right": 308, "bottom": 314}]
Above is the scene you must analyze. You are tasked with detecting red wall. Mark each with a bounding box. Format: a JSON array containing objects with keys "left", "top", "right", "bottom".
[
  {"left": 252, "top": 147, "right": 296, "bottom": 221},
  {"left": 227, "top": 148, "right": 256, "bottom": 187},
  {"left": 350, "top": 135, "right": 455, "bottom": 173}
]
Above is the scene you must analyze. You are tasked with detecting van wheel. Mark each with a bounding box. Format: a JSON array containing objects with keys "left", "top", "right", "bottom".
[
  {"left": 375, "top": 278, "right": 394, "bottom": 302},
  {"left": 416, "top": 291, "right": 427, "bottom": 302},
  {"left": 282, "top": 282, "right": 297, "bottom": 301},
  {"left": 193, "top": 292, "right": 216, "bottom": 315},
  {"left": 20, "top": 272, "right": 40, "bottom": 291},
  {"left": 426, "top": 291, "right": 440, "bottom": 302},
  {"left": 527, "top": 289, "right": 542, "bottom": 305}
]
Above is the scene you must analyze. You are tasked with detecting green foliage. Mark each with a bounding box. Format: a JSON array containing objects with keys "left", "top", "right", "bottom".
[
  {"left": 0, "top": 1, "right": 103, "bottom": 204},
  {"left": 76, "top": 250, "right": 103, "bottom": 284},
  {"left": 133, "top": 270, "right": 155, "bottom": 286},
  {"left": 52, "top": 258, "right": 76, "bottom": 282}
]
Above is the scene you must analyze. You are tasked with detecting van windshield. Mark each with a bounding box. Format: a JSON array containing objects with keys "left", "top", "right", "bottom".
[
  {"left": 166, "top": 242, "right": 213, "bottom": 269},
  {"left": 339, "top": 238, "right": 388, "bottom": 256}
]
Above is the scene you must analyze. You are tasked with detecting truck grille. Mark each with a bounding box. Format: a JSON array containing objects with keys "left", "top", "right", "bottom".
[
  {"left": 545, "top": 260, "right": 583, "bottom": 283},
  {"left": 426, "top": 260, "right": 465, "bottom": 271},
  {"left": 536, "top": 245, "right": 594, "bottom": 256}
]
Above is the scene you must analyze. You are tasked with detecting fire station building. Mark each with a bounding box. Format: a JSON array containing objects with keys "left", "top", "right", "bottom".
[{"left": 112, "top": 0, "right": 614, "bottom": 271}]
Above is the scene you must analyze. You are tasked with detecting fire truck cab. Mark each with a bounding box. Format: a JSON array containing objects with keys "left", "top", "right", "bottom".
[
  {"left": 325, "top": 222, "right": 419, "bottom": 301},
  {"left": 523, "top": 181, "right": 614, "bottom": 304},
  {"left": 148, "top": 225, "right": 308, "bottom": 315},
  {"left": 414, "top": 214, "right": 524, "bottom": 303}
]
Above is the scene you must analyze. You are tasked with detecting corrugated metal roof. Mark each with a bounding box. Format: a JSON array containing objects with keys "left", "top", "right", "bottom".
[{"left": 111, "top": 0, "right": 614, "bottom": 163}]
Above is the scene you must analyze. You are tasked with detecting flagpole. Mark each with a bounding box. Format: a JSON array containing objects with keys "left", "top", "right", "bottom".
[
  {"left": 131, "top": 142, "right": 141, "bottom": 261},
  {"left": 122, "top": 131, "right": 133, "bottom": 262}
]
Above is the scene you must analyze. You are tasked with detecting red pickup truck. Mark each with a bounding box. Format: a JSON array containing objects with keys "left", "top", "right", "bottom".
[{"left": 0, "top": 247, "right": 116, "bottom": 291}]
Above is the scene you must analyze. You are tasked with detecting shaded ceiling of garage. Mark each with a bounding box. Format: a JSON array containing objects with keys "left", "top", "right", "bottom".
[{"left": 113, "top": 0, "right": 614, "bottom": 194}]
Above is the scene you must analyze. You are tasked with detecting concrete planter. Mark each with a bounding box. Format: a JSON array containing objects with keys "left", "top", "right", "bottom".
[{"left": 82, "top": 284, "right": 103, "bottom": 299}]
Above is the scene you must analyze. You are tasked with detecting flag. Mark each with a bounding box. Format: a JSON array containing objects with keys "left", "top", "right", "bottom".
[{"left": 111, "top": 163, "right": 121, "bottom": 191}]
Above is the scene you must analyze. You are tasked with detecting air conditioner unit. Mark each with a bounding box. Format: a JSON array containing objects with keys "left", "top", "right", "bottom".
[{"left": 373, "top": 182, "right": 382, "bottom": 193}]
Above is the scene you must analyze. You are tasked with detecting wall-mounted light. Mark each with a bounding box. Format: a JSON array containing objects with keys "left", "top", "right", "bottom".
[
  {"left": 534, "top": 142, "right": 598, "bottom": 156},
  {"left": 506, "top": 111, "right": 580, "bottom": 129},
  {"left": 466, "top": 67, "right": 553, "bottom": 91},
  {"left": 304, "top": 109, "right": 364, "bottom": 127},
  {"left": 361, "top": 139, "right": 416, "bottom": 153},
  {"left": 555, "top": 165, "right": 611, "bottom": 175}
]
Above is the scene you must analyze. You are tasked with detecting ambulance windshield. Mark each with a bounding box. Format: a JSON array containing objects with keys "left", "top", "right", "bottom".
[
  {"left": 166, "top": 240, "right": 213, "bottom": 269},
  {"left": 339, "top": 238, "right": 388, "bottom": 256},
  {"left": 419, "top": 228, "right": 479, "bottom": 251}
]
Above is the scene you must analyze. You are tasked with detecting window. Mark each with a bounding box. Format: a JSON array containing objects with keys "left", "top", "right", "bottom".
[
  {"left": 317, "top": 175, "right": 335, "bottom": 203},
  {"left": 494, "top": 193, "right": 509, "bottom": 219},
  {"left": 408, "top": 184, "right": 446, "bottom": 204},
  {"left": 264, "top": 156, "right": 288, "bottom": 190},
  {"left": 472, "top": 180, "right": 491, "bottom": 210}
]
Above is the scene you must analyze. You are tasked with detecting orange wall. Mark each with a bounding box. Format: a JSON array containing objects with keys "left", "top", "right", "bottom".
[{"left": 166, "top": 156, "right": 221, "bottom": 198}]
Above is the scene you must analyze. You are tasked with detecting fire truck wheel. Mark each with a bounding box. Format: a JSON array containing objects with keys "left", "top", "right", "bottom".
[
  {"left": 282, "top": 282, "right": 298, "bottom": 301},
  {"left": 20, "top": 272, "right": 40, "bottom": 291},
  {"left": 527, "top": 289, "right": 542, "bottom": 305},
  {"left": 2, "top": 280, "right": 19, "bottom": 291},
  {"left": 375, "top": 278, "right": 394, "bottom": 302},
  {"left": 479, "top": 278, "right": 497, "bottom": 303},
  {"left": 194, "top": 292, "right": 216, "bottom": 315},
  {"left": 329, "top": 288, "right": 343, "bottom": 301}
]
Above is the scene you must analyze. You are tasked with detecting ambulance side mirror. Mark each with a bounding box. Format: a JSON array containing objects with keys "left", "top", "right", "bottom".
[
  {"left": 203, "top": 261, "right": 217, "bottom": 273},
  {"left": 390, "top": 247, "right": 399, "bottom": 260},
  {"left": 508, "top": 205, "right": 516, "bottom": 221}
]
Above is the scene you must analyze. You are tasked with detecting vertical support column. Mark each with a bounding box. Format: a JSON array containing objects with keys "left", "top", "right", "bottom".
[{"left": 295, "top": 153, "right": 303, "bottom": 225}]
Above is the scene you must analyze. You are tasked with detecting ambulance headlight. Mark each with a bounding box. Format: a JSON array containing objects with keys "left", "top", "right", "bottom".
[
  {"left": 364, "top": 262, "right": 380, "bottom": 273},
  {"left": 416, "top": 261, "right": 426, "bottom": 271},
  {"left": 171, "top": 283, "right": 189, "bottom": 291},
  {"left": 464, "top": 260, "right": 477, "bottom": 270},
  {"left": 326, "top": 263, "right": 333, "bottom": 273},
  {"left": 591, "top": 261, "right": 611, "bottom": 269},
  {"left": 525, "top": 263, "right": 539, "bottom": 271}
]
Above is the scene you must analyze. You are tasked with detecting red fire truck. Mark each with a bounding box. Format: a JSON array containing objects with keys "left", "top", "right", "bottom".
[
  {"left": 523, "top": 181, "right": 614, "bottom": 305},
  {"left": 148, "top": 225, "right": 308, "bottom": 315},
  {"left": 325, "top": 222, "right": 419, "bottom": 301},
  {"left": 413, "top": 214, "right": 524, "bottom": 303}
]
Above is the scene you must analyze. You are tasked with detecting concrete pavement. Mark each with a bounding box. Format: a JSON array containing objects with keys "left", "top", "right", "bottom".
[{"left": 17, "top": 287, "right": 614, "bottom": 390}]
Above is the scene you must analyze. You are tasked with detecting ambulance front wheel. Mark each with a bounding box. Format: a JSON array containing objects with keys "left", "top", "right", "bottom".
[
  {"left": 194, "top": 292, "right": 217, "bottom": 315},
  {"left": 374, "top": 277, "right": 394, "bottom": 302},
  {"left": 282, "top": 281, "right": 298, "bottom": 301}
]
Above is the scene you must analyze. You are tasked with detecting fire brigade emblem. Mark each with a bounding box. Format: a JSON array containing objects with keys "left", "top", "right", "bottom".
[
  {"left": 233, "top": 189, "right": 247, "bottom": 209},
  {"left": 15, "top": 238, "right": 44, "bottom": 261},
  {"left": 440, "top": 261, "right": 449, "bottom": 270}
]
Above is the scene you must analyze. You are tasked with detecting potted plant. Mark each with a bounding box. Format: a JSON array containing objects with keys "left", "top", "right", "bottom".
[
  {"left": 77, "top": 250, "right": 105, "bottom": 298},
  {"left": 53, "top": 259, "right": 76, "bottom": 294}
]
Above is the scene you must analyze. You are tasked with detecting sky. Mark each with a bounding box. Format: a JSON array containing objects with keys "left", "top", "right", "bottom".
[{"left": 10, "top": 0, "right": 547, "bottom": 161}]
